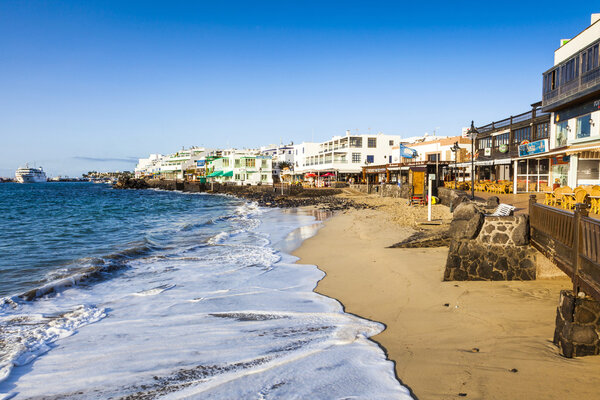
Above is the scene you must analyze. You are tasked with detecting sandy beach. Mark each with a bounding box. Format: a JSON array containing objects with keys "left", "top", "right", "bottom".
[{"left": 294, "top": 194, "right": 600, "bottom": 399}]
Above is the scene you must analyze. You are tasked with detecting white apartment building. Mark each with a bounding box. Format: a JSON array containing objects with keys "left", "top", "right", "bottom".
[
  {"left": 390, "top": 135, "right": 472, "bottom": 164},
  {"left": 260, "top": 144, "right": 295, "bottom": 181},
  {"left": 542, "top": 13, "right": 600, "bottom": 187},
  {"left": 206, "top": 149, "right": 273, "bottom": 185},
  {"left": 134, "top": 154, "right": 163, "bottom": 178},
  {"left": 134, "top": 147, "right": 206, "bottom": 179},
  {"left": 293, "top": 131, "right": 403, "bottom": 180}
]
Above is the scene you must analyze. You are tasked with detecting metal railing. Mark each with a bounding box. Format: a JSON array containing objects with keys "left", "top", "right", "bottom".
[
  {"left": 529, "top": 196, "right": 600, "bottom": 300},
  {"left": 477, "top": 106, "right": 548, "bottom": 134},
  {"left": 543, "top": 67, "right": 600, "bottom": 107}
]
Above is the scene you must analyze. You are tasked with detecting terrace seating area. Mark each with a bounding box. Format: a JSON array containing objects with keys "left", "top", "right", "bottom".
[
  {"left": 542, "top": 185, "right": 600, "bottom": 213},
  {"left": 443, "top": 180, "right": 514, "bottom": 194}
]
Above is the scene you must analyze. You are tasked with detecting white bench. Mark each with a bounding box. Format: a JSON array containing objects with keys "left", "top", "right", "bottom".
[{"left": 487, "top": 203, "right": 516, "bottom": 217}]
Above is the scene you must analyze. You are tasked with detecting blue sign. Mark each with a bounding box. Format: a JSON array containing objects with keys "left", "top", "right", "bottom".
[
  {"left": 196, "top": 160, "right": 206, "bottom": 167},
  {"left": 399, "top": 144, "right": 419, "bottom": 159},
  {"left": 518, "top": 139, "right": 548, "bottom": 157}
]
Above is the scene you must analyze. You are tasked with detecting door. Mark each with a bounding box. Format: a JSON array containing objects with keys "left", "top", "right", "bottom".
[{"left": 412, "top": 171, "right": 425, "bottom": 195}]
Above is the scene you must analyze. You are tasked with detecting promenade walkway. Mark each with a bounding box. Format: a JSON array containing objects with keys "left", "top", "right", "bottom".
[{"left": 472, "top": 192, "right": 600, "bottom": 220}]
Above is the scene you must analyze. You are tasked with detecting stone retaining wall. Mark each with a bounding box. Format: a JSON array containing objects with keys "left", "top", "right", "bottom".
[
  {"left": 349, "top": 184, "right": 410, "bottom": 198},
  {"left": 444, "top": 202, "right": 538, "bottom": 281},
  {"left": 444, "top": 240, "right": 536, "bottom": 281},
  {"left": 554, "top": 290, "right": 600, "bottom": 357}
]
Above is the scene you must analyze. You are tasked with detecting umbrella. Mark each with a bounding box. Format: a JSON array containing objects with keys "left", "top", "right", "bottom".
[
  {"left": 305, "top": 173, "right": 317, "bottom": 178},
  {"left": 322, "top": 172, "right": 335, "bottom": 177}
]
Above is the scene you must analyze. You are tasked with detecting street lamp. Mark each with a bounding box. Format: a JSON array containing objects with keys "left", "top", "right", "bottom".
[
  {"left": 450, "top": 141, "right": 460, "bottom": 189},
  {"left": 467, "top": 120, "right": 479, "bottom": 200}
]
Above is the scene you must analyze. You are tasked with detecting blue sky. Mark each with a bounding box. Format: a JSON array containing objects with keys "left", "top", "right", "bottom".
[{"left": 0, "top": 1, "right": 597, "bottom": 177}]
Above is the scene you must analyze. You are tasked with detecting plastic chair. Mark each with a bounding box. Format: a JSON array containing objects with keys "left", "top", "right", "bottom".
[{"left": 591, "top": 189, "right": 600, "bottom": 214}]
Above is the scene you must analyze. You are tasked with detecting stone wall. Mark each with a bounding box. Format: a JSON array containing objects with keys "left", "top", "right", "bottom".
[
  {"left": 444, "top": 241, "right": 536, "bottom": 281},
  {"left": 349, "top": 184, "right": 410, "bottom": 198},
  {"left": 477, "top": 215, "right": 529, "bottom": 246},
  {"left": 554, "top": 290, "right": 600, "bottom": 357},
  {"left": 349, "top": 184, "right": 369, "bottom": 194},
  {"left": 444, "top": 202, "right": 538, "bottom": 281}
]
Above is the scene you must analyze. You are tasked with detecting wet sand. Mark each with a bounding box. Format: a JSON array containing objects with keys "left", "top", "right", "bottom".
[{"left": 293, "top": 200, "right": 600, "bottom": 399}]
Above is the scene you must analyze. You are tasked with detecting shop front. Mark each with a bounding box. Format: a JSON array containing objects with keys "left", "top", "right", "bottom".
[
  {"left": 514, "top": 139, "right": 551, "bottom": 193},
  {"left": 567, "top": 145, "right": 600, "bottom": 187}
]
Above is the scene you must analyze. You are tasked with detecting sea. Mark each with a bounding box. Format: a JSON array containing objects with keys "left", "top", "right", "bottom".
[{"left": 0, "top": 182, "right": 411, "bottom": 399}]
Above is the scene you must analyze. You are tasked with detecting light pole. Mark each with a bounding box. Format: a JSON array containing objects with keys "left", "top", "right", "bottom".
[
  {"left": 450, "top": 141, "right": 459, "bottom": 189},
  {"left": 468, "top": 121, "right": 479, "bottom": 200}
]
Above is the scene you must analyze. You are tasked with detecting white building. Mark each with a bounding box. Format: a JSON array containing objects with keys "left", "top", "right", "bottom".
[
  {"left": 134, "top": 147, "right": 206, "bottom": 180},
  {"left": 206, "top": 149, "right": 273, "bottom": 185},
  {"left": 293, "top": 131, "right": 403, "bottom": 181},
  {"left": 134, "top": 154, "right": 163, "bottom": 178},
  {"left": 260, "top": 144, "right": 295, "bottom": 181},
  {"left": 542, "top": 13, "right": 600, "bottom": 188}
]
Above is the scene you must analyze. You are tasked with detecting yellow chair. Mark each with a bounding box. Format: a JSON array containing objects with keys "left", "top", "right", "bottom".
[
  {"left": 553, "top": 187, "right": 566, "bottom": 208},
  {"left": 590, "top": 189, "right": 600, "bottom": 214}
]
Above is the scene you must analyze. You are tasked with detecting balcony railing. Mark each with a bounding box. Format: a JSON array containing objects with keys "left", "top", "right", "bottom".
[{"left": 543, "top": 67, "right": 600, "bottom": 109}]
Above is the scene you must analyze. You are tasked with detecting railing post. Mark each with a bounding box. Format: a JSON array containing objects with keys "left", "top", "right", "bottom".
[{"left": 573, "top": 203, "right": 589, "bottom": 295}]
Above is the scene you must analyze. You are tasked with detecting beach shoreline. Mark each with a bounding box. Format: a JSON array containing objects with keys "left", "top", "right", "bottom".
[{"left": 293, "top": 198, "right": 600, "bottom": 399}]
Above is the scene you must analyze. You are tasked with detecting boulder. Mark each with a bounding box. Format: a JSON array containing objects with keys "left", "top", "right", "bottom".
[
  {"left": 448, "top": 212, "right": 484, "bottom": 240},
  {"left": 486, "top": 196, "right": 500, "bottom": 208},
  {"left": 453, "top": 202, "right": 480, "bottom": 221}
]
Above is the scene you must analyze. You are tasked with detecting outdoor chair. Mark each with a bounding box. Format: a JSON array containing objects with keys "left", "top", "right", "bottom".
[
  {"left": 574, "top": 189, "right": 588, "bottom": 208},
  {"left": 590, "top": 188, "right": 600, "bottom": 214}
]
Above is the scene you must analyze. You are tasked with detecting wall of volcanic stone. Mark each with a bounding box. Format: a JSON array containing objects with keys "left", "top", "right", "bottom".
[{"left": 443, "top": 202, "right": 537, "bottom": 281}]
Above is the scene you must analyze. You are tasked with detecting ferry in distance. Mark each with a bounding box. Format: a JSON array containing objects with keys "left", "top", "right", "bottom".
[{"left": 15, "top": 164, "right": 47, "bottom": 183}]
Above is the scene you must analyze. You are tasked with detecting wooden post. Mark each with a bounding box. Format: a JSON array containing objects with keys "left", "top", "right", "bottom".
[{"left": 573, "top": 203, "right": 589, "bottom": 295}]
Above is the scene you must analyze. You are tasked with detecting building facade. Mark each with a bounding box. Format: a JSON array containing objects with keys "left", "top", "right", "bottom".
[
  {"left": 542, "top": 14, "right": 600, "bottom": 188},
  {"left": 471, "top": 103, "right": 552, "bottom": 193},
  {"left": 206, "top": 150, "right": 273, "bottom": 185},
  {"left": 293, "top": 131, "right": 403, "bottom": 181}
]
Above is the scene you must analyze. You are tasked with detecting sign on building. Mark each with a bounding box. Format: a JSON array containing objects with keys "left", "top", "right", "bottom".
[{"left": 518, "top": 139, "right": 549, "bottom": 157}]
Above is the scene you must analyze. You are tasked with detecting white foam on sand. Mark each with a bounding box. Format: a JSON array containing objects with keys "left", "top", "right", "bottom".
[{"left": 0, "top": 204, "right": 412, "bottom": 399}]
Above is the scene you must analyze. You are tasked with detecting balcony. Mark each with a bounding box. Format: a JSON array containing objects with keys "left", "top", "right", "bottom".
[{"left": 543, "top": 68, "right": 600, "bottom": 112}]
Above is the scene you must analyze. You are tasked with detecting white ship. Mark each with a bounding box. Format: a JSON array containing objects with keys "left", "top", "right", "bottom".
[{"left": 15, "top": 164, "right": 47, "bottom": 183}]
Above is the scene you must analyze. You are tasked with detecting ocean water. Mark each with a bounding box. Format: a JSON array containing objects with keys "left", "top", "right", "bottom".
[{"left": 0, "top": 183, "right": 411, "bottom": 399}]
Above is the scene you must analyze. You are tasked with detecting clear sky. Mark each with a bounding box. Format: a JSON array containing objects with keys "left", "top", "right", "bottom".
[{"left": 0, "top": 1, "right": 597, "bottom": 177}]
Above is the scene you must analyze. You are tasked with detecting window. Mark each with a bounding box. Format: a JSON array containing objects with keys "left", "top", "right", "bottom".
[
  {"left": 560, "top": 57, "right": 579, "bottom": 84},
  {"left": 494, "top": 133, "right": 510, "bottom": 148},
  {"left": 513, "top": 127, "right": 531, "bottom": 144},
  {"left": 352, "top": 153, "right": 361, "bottom": 163},
  {"left": 366, "top": 155, "right": 374, "bottom": 163},
  {"left": 368, "top": 138, "right": 377, "bottom": 148},
  {"left": 234, "top": 174, "right": 241, "bottom": 180},
  {"left": 350, "top": 137, "right": 362, "bottom": 148},
  {"left": 577, "top": 160, "right": 600, "bottom": 180},
  {"left": 535, "top": 123, "right": 549, "bottom": 140},
  {"left": 556, "top": 121, "right": 568, "bottom": 147},
  {"left": 261, "top": 159, "right": 268, "bottom": 168},
  {"left": 576, "top": 115, "right": 592, "bottom": 139},
  {"left": 389, "top": 140, "right": 394, "bottom": 146},
  {"left": 543, "top": 69, "right": 560, "bottom": 93},
  {"left": 234, "top": 159, "right": 241, "bottom": 167},
  {"left": 478, "top": 137, "right": 492, "bottom": 149},
  {"left": 582, "top": 44, "right": 599, "bottom": 74},
  {"left": 427, "top": 154, "right": 440, "bottom": 162},
  {"left": 245, "top": 158, "right": 256, "bottom": 168},
  {"left": 261, "top": 174, "right": 268, "bottom": 181}
]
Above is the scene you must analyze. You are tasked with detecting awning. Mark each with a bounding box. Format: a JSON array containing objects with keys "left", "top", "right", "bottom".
[
  {"left": 222, "top": 171, "right": 233, "bottom": 177},
  {"left": 566, "top": 143, "right": 600, "bottom": 157},
  {"left": 207, "top": 171, "right": 223, "bottom": 177}
]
